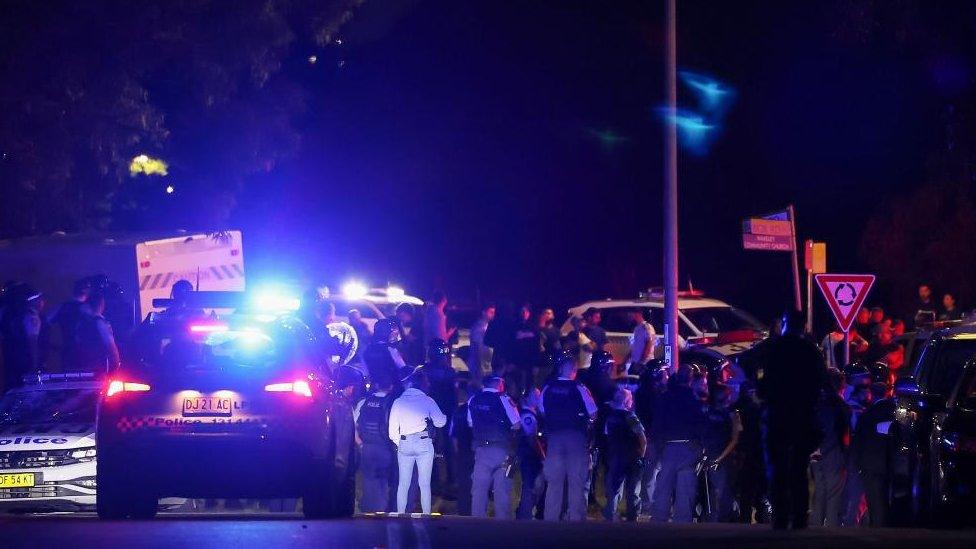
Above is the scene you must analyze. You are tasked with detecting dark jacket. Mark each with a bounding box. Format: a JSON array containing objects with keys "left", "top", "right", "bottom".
[
  {"left": 817, "top": 392, "right": 852, "bottom": 455},
  {"left": 756, "top": 334, "right": 828, "bottom": 440},
  {"left": 651, "top": 385, "right": 705, "bottom": 443},
  {"left": 853, "top": 398, "right": 897, "bottom": 475}
]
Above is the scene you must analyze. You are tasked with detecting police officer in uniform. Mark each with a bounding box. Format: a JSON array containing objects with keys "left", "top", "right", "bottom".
[
  {"left": 364, "top": 319, "right": 407, "bottom": 386},
  {"left": 423, "top": 339, "right": 458, "bottom": 491},
  {"left": 602, "top": 387, "right": 646, "bottom": 521},
  {"left": 354, "top": 374, "right": 397, "bottom": 512},
  {"left": 702, "top": 383, "right": 741, "bottom": 522},
  {"left": 468, "top": 375, "right": 521, "bottom": 519},
  {"left": 540, "top": 352, "right": 598, "bottom": 521},
  {"left": 650, "top": 365, "right": 705, "bottom": 523}
]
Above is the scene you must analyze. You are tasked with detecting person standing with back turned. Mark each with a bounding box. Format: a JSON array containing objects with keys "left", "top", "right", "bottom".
[
  {"left": 756, "top": 309, "right": 828, "bottom": 530},
  {"left": 388, "top": 369, "right": 447, "bottom": 515},
  {"left": 539, "top": 352, "right": 598, "bottom": 521}
]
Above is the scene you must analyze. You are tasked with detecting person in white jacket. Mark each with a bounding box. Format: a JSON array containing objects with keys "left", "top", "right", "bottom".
[{"left": 388, "top": 369, "right": 447, "bottom": 514}]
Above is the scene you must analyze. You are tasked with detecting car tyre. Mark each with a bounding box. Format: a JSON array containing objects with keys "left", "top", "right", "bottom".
[{"left": 96, "top": 452, "right": 133, "bottom": 519}]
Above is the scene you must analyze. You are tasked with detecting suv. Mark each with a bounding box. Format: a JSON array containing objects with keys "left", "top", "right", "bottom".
[
  {"left": 96, "top": 293, "right": 350, "bottom": 519},
  {"left": 0, "top": 373, "right": 99, "bottom": 512},
  {"left": 561, "top": 291, "right": 766, "bottom": 364},
  {"left": 891, "top": 322, "right": 976, "bottom": 526}
]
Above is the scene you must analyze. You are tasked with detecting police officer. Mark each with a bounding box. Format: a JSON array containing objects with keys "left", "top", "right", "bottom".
[
  {"left": 422, "top": 339, "right": 458, "bottom": 493},
  {"left": 0, "top": 284, "right": 45, "bottom": 389},
  {"left": 74, "top": 287, "right": 120, "bottom": 373},
  {"left": 540, "top": 352, "right": 598, "bottom": 521},
  {"left": 811, "top": 368, "right": 851, "bottom": 527},
  {"left": 516, "top": 388, "right": 546, "bottom": 520},
  {"left": 853, "top": 382, "right": 896, "bottom": 527},
  {"left": 702, "top": 383, "right": 741, "bottom": 522},
  {"left": 364, "top": 319, "right": 407, "bottom": 387},
  {"left": 48, "top": 277, "right": 91, "bottom": 371},
  {"left": 602, "top": 387, "right": 646, "bottom": 521},
  {"left": 756, "top": 309, "right": 827, "bottom": 530},
  {"left": 354, "top": 373, "right": 397, "bottom": 512},
  {"left": 635, "top": 363, "right": 668, "bottom": 518},
  {"left": 468, "top": 375, "right": 520, "bottom": 519},
  {"left": 650, "top": 365, "right": 705, "bottom": 523}
]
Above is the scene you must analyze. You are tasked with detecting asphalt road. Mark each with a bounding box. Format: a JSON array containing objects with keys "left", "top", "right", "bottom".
[{"left": 2, "top": 514, "right": 975, "bottom": 549}]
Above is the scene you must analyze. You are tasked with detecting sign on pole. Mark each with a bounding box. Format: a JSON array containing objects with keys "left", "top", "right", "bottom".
[
  {"left": 742, "top": 218, "right": 794, "bottom": 251},
  {"left": 743, "top": 206, "right": 802, "bottom": 312},
  {"left": 815, "top": 274, "right": 875, "bottom": 332}
]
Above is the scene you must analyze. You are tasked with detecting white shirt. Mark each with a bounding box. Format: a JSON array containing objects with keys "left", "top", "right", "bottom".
[
  {"left": 630, "top": 321, "right": 656, "bottom": 364},
  {"left": 388, "top": 387, "right": 447, "bottom": 444},
  {"left": 466, "top": 387, "right": 521, "bottom": 427},
  {"left": 539, "top": 377, "right": 599, "bottom": 419}
]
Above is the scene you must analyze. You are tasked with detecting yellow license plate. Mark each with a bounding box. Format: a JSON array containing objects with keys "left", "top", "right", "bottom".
[{"left": 0, "top": 473, "right": 35, "bottom": 488}]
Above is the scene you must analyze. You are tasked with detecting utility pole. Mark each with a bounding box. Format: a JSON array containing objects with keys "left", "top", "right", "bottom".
[{"left": 663, "top": 0, "right": 679, "bottom": 373}]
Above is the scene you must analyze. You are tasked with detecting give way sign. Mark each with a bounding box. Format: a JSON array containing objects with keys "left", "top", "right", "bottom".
[{"left": 815, "top": 274, "right": 876, "bottom": 332}]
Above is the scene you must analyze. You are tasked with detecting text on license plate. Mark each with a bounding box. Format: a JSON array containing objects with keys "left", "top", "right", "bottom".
[
  {"left": 0, "top": 473, "right": 35, "bottom": 488},
  {"left": 182, "top": 396, "right": 232, "bottom": 417}
]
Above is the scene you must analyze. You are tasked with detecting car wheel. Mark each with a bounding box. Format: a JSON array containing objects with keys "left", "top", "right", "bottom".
[
  {"left": 128, "top": 491, "right": 159, "bottom": 520},
  {"left": 96, "top": 453, "right": 132, "bottom": 519},
  {"left": 909, "top": 452, "right": 930, "bottom": 526}
]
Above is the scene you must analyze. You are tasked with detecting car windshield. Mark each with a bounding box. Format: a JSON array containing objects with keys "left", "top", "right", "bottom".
[
  {"left": 926, "top": 338, "right": 976, "bottom": 397},
  {"left": 682, "top": 307, "right": 764, "bottom": 334},
  {"left": 0, "top": 388, "right": 98, "bottom": 425},
  {"left": 154, "top": 330, "right": 283, "bottom": 371}
]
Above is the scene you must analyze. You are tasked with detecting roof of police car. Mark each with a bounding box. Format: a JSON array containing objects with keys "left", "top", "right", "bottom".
[{"left": 568, "top": 296, "right": 731, "bottom": 314}]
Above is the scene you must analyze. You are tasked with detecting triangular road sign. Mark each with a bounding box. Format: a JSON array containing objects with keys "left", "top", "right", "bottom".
[{"left": 815, "top": 274, "right": 876, "bottom": 332}]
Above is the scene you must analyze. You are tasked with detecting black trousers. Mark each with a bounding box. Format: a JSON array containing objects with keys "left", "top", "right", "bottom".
[
  {"left": 766, "top": 434, "right": 817, "bottom": 529},
  {"left": 861, "top": 471, "right": 889, "bottom": 528}
]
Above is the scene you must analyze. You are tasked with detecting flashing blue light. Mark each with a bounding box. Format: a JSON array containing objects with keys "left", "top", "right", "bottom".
[
  {"left": 679, "top": 71, "right": 735, "bottom": 115},
  {"left": 251, "top": 286, "right": 301, "bottom": 312},
  {"left": 658, "top": 107, "right": 717, "bottom": 156}
]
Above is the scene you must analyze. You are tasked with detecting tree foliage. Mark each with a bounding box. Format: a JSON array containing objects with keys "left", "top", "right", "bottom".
[{"left": 0, "top": 0, "right": 361, "bottom": 238}]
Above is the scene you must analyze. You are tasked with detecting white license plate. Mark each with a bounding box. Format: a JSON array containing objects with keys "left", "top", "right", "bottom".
[{"left": 182, "top": 396, "right": 232, "bottom": 417}]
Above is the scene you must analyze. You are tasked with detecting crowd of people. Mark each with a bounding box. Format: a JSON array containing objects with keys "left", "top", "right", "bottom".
[{"left": 0, "top": 277, "right": 971, "bottom": 527}]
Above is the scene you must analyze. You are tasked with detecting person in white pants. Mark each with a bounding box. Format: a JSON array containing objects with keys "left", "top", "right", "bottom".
[{"left": 389, "top": 370, "right": 447, "bottom": 514}]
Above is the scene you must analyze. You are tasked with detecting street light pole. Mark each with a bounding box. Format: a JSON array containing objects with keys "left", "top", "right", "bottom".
[{"left": 663, "top": 0, "right": 679, "bottom": 373}]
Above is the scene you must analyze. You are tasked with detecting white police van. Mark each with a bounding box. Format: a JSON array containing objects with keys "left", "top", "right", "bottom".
[{"left": 0, "top": 373, "right": 99, "bottom": 512}]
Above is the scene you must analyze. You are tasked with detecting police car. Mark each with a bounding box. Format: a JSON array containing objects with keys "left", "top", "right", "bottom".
[
  {"left": 0, "top": 373, "right": 99, "bottom": 512},
  {"left": 95, "top": 291, "right": 352, "bottom": 519},
  {"left": 561, "top": 290, "right": 767, "bottom": 363}
]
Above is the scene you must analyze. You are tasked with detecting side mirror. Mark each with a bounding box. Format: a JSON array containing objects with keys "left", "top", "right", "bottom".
[{"left": 894, "top": 377, "right": 921, "bottom": 398}]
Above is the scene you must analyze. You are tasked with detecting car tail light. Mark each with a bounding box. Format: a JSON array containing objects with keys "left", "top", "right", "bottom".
[
  {"left": 264, "top": 380, "right": 312, "bottom": 397},
  {"left": 106, "top": 380, "right": 151, "bottom": 397}
]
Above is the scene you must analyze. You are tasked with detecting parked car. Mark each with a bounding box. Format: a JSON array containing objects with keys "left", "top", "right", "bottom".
[
  {"left": 561, "top": 290, "right": 767, "bottom": 365},
  {"left": 891, "top": 321, "right": 976, "bottom": 526}
]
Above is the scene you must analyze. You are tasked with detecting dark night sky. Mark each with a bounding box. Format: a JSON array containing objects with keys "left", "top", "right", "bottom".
[{"left": 233, "top": 0, "right": 949, "bottom": 321}]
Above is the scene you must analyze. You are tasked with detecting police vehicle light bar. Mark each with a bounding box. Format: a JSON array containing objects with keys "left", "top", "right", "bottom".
[
  {"left": 264, "top": 380, "right": 312, "bottom": 397},
  {"left": 106, "top": 380, "right": 151, "bottom": 397},
  {"left": 342, "top": 281, "right": 368, "bottom": 300}
]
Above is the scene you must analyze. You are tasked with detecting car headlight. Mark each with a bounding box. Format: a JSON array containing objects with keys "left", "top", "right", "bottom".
[{"left": 70, "top": 447, "right": 97, "bottom": 460}]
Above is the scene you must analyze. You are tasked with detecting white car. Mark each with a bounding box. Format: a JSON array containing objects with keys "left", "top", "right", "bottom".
[
  {"left": 561, "top": 291, "right": 767, "bottom": 364},
  {"left": 0, "top": 373, "right": 99, "bottom": 512}
]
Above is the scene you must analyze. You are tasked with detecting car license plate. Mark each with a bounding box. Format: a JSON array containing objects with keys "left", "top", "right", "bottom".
[
  {"left": 0, "top": 473, "right": 35, "bottom": 489},
  {"left": 182, "top": 396, "right": 233, "bottom": 417}
]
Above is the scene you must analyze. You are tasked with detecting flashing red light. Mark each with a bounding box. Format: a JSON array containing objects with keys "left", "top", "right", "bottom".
[
  {"left": 264, "top": 380, "right": 312, "bottom": 397},
  {"left": 106, "top": 380, "right": 151, "bottom": 397}
]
